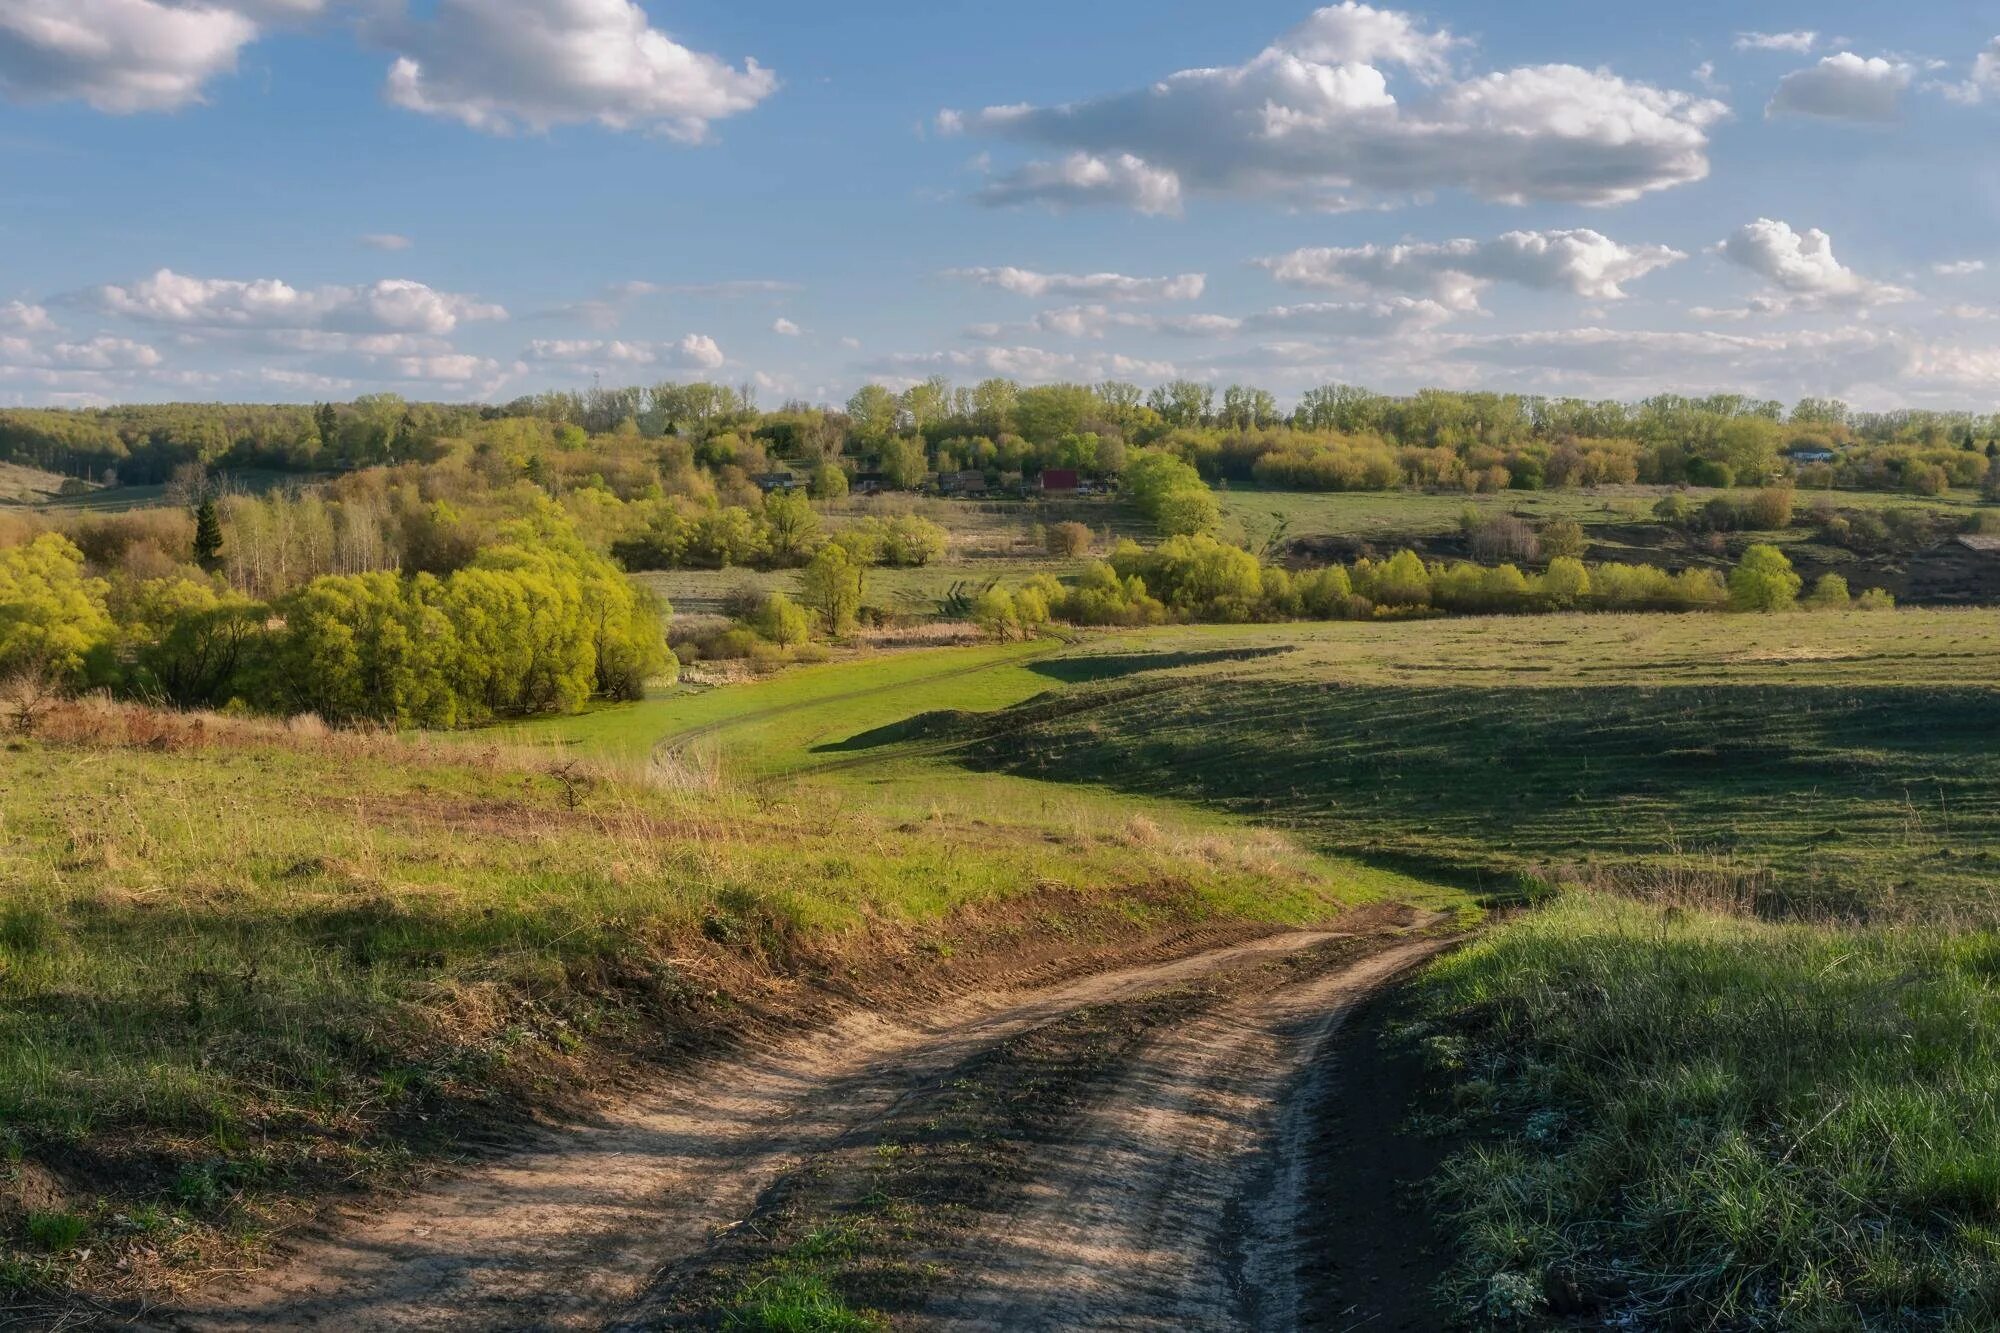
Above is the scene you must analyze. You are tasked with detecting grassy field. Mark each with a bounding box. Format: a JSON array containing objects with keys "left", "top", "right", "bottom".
[
  {"left": 10, "top": 582, "right": 2000, "bottom": 1318},
  {"left": 26, "top": 469, "right": 307, "bottom": 513},
  {"left": 0, "top": 641, "right": 1454, "bottom": 1299},
  {"left": 0, "top": 462, "right": 87, "bottom": 506},
  {"left": 1217, "top": 482, "right": 1992, "bottom": 547},
  {"left": 1415, "top": 894, "right": 2000, "bottom": 1329},
  {"left": 952, "top": 611, "right": 2000, "bottom": 913},
  {"left": 487, "top": 638, "right": 1457, "bottom": 904}
]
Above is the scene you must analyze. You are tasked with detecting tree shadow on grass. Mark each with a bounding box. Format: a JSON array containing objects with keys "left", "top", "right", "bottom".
[{"left": 1026, "top": 644, "right": 1296, "bottom": 685}]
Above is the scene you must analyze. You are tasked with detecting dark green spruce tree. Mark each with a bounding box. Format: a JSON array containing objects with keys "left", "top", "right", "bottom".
[{"left": 193, "top": 499, "right": 224, "bottom": 570}]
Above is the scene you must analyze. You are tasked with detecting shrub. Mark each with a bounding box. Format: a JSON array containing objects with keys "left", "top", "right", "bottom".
[
  {"left": 752, "top": 592, "right": 811, "bottom": 647},
  {"left": 1534, "top": 556, "right": 1591, "bottom": 609},
  {"left": 970, "top": 587, "right": 1020, "bottom": 640},
  {"left": 1355, "top": 549, "right": 1433, "bottom": 609},
  {"left": 880, "top": 515, "right": 947, "bottom": 567},
  {"left": 808, "top": 462, "right": 848, "bottom": 500},
  {"left": 0, "top": 534, "right": 112, "bottom": 683},
  {"left": 1728, "top": 544, "right": 1803, "bottom": 612},
  {"left": 1803, "top": 573, "right": 1851, "bottom": 610},
  {"left": 1465, "top": 513, "right": 1540, "bottom": 564},
  {"left": 1905, "top": 462, "right": 1951, "bottom": 496},
  {"left": 1046, "top": 521, "right": 1093, "bottom": 557},
  {"left": 1653, "top": 492, "right": 1694, "bottom": 526},
  {"left": 1538, "top": 518, "right": 1587, "bottom": 561},
  {"left": 1686, "top": 458, "right": 1735, "bottom": 488},
  {"left": 1745, "top": 485, "right": 1797, "bottom": 530},
  {"left": 1111, "top": 534, "right": 1265, "bottom": 620},
  {"left": 1123, "top": 451, "right": 1220, "bottom": 536},
  {"left": 1033, "top": 564, "right": 1165, "bottom": 627}
]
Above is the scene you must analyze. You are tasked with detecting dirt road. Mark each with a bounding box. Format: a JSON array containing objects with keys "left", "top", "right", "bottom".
[{"left": 167, "top": 926, "right": 1448, "bottom": 1331}]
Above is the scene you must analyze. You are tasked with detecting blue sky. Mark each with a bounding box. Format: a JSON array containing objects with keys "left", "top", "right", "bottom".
[{"left": 3, "top": 0, "right": 1999, "bottom": 410}]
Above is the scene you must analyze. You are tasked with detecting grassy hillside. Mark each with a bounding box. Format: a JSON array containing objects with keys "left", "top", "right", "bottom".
[
  {"left": 0, "top": 658, "right": 1452, "bottom": 1300},
  {"left": 0, "top": 461, "right": 87, "bottom": 506},
  {"left": 955, "top": 611, "right": 2000, "bottom": 913},
  {"left": 1415, "top": 894, "right": 2000, "bottom": 1329}
]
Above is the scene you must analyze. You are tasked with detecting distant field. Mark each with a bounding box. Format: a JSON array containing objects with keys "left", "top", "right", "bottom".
[
  {"left": 950, "top": 611, "right": 2000, "bottom": 912},
  {"left": 487, "top": 637, "right": 1462, "bottom": 910},
  {"left": 29, "top": 469, "right": 308, "bottom": 513},
  {"left": 0, "top": 460, "right": 87, "bottom": 505},
  {"left": 637, "top": 557, "right": 1092, "bottom": 619},
  {"left": 1216, "top": 482, "right": 1990, "bottom": 547}
]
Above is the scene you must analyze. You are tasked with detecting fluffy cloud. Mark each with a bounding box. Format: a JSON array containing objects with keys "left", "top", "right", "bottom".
[
  {"left": 943, "top": 267, "right": 1206, "bottom": 302},
  {"left": 379, "top": 0, "right": 776, "bottom": 140},
  {"left": 1735, "top": 31, "right": 1817, "bottom": 54},
  {"left": 1437, "top": 326, "right": 1912, "bottom": 395},
  {"left": 873, "top": 345, "right": 1179, "bottom": 385},
  {"left": 385, "top": 353, "right": 505, "bottom": 385},
  {"left": 89, "top": 269, "right": 507, "bottom": 335},
  {"left": 772, "top": 318, "right": 801, "bottom": 336},
  {"left": 1282, "top": 1, "right": 1459, "bottom": 80},
  {"left": 676, "top": 333, "right": 725, "bottom": 368},
  {"left": 523, "top": 333, "right": 725, "bottom": 371},
  {"left": 1244, "top": 297, "right": 1456, "bottom": 337},
  {"left": 0, "top": 0, "right": 264, "bottom": 112},
  {"left": 972, "top": 152, "right": 1184, "bottom": 215},
  {"left": 0, "top": 301, "right": 54, "bottom": 333},
  {"left": 942, "top": 4, "right": 1726, "bottom": 212},
  {"left": 1768, "top": 54, "right": 1912, "bottom": 122},
  {"left": 1257, "top": 229, "right": 1685, "bottom": 311},
  {"left": 1935, "top": 260, "right": 1988, "bottom": 277},
  {"left": 1713, "top": 219, "right": 1912, "bottom": 309},
  {"left": 968, "top": 306, "right": 1242, "bottom": 342},
  {"left": 1191, "top": 321, "right": 1994, "bottom": 407},
  {"left": 1939, "top": 38, "right": 2000, "bottom": 105},
  {"left": 0, "top": 334, "right": 162, "bottom": 370}
]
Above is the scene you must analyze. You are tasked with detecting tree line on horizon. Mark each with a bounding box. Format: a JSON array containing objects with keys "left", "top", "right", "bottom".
[{"left": 4, "top": 379, "right": 1998, "bottom": 499}]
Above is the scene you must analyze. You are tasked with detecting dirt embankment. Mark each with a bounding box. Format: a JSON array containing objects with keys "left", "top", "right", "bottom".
[{"left": 137, "top": 907, "right": 1451, "bottom": 1331}]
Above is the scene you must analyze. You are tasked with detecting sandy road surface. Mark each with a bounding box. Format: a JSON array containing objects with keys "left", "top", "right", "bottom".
[
  {"left": 165, "top": 928, "right": 1405, "bottom": 1331},
  {"left": 919, "top": 938, "right": 1447, "bottom": 1331}
]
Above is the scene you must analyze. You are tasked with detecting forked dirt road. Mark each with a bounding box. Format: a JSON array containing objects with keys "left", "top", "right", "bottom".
[{"left": 167, "top": 925, "right": 1450, "bottom": 1331}]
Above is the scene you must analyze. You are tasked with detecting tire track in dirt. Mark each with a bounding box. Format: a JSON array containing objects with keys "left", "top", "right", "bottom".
[
  {"left": 917, "top": 938, "right": 1447, "bottom": 1331},
  {"left": 160, "top": 928, "right": 1377, "bottom": 1331}
]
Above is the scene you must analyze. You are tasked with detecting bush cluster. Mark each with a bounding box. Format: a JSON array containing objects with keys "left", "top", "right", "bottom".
[
  {"left": 1, "top": 516, "right": 669, "bottom": 727},
  {"left": 967, "top": 538, "right": 1887, "bottom": 637}
]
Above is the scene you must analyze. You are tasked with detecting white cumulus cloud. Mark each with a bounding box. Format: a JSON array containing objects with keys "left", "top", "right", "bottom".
[
  {"left": 0, "top": 0, "right": 265, "bottom": 112},
  {"left": 1713, "top": 218, "right": 1913, "bottom": 310},
  {"left": 874, "top": 345, "right": 1180, "bottom": 385},
  {"left": 943, "top": 267, "right": 1206, "bottom": 302},
  {"left": 1939, "top": 38, "right": 2000, "bottom": 105},
  {"left": 1257, "top": 229, "right": 1685, "bottom": 312},
  {"left": 772, "top": 317, "right": 801, "bottom": 336},
  {"left": 0, "top": 301, "right": 54, "bottom": 333},
  {"left": 523, "top": 333, "right": 725, "bottom": 372},
  {"left": 972, "top": 152, "right": 1184, "bottom": 215},
  {"left": 1768, "top": 53, "right": 1912, "bottom": 122},
  {"left": 942, "top": 4, "right": 1726, "bottom": 212},
  {"left": 89, "top": 269, "right": 507, "bottom": 335},
  {"left": 379, "top": 0, "right": 777, "bottom": 140},
  {"left": 1735, "top": 31, "right": 1818, "bottom": 54}
]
